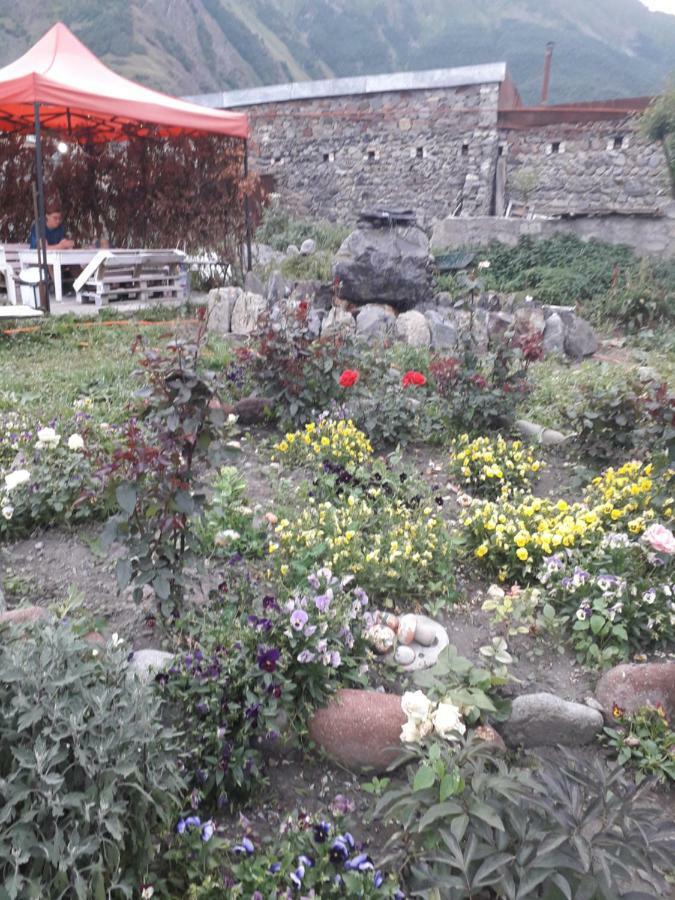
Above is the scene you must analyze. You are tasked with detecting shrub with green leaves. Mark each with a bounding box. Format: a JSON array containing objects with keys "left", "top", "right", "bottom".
[
  {"left": 604, "top": 704, "right": 675, "bottom": 784},
  {"left": 0, "top": 624, "right": 183, "bottom": 898},
  {"left": 377, "top": 740, "right": 675, "bottom": 899},
  {"left": 198, "top": 466, "right": 265, "bottom": 558}
]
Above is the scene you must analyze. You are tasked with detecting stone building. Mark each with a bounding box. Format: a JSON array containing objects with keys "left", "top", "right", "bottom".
[{"left": 188, "top": 63, "right": 673, "bottom": 231}]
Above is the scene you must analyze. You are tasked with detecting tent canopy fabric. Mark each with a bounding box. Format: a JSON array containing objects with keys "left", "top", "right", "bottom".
[{"left": 0, "top": 22, "right": 249, "bottom": 141}]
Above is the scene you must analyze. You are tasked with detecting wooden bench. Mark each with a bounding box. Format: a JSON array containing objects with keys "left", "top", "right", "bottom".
[{"left": 73, "top": 249, "right": 187, "bottom": 307}]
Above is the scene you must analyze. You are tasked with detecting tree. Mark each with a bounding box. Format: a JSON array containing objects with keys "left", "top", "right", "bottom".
[{"left": 642, "top": 79, "right": 675, "bottom": 198}]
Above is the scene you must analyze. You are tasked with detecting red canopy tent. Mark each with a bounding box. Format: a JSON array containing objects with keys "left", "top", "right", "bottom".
[{"left": 0, "top": 22, "right": 251, "bottom": 308}]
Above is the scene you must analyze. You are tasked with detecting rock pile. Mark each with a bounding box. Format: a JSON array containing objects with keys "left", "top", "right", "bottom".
[{"left": 206, "top": 218, "right": 599, "bottom": 359}]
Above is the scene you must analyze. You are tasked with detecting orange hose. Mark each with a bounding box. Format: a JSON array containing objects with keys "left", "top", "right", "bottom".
[{"left": 1, "top": 317, "right": 200, "bottom": 336}]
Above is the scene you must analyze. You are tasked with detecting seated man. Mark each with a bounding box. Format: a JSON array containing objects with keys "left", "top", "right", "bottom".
[{"left": 28, "top": 203, "right": 75, "bottom": 250}]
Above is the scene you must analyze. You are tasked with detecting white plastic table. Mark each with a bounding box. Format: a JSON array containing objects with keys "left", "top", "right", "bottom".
[{"left": 18, "top": 248, "right": 99, "bottom": 303}]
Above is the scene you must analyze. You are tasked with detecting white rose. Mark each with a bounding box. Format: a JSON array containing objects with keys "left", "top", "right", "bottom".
[
  {"left": 4, "top": 469, "right": 30, "bottom": 491},
  {"left": 67, "top": 433, "right": 85, "bottom": 451},
  {"left": 433, "top": 701, "right": 466, "bottom": 742},
  {"left": 400, "top": 720, "right": 422, "bottom": 744},
  {"left": 401, "top": 690, "right": 433, "bottom": 724},
  {"left": 2, "top": 504, "right": 13, "bottom": 520},
  {"left": 36, "top": 426, "right": 60, "bottom": 448}
]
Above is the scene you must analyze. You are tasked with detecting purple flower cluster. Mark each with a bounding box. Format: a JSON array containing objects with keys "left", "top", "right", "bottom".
[{"left": 176, "top": 815, "right": 215, "bottom": 842}]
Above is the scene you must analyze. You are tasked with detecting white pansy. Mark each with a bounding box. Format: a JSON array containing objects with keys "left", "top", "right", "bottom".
[
  {"left": 401, "top": 690, "right": 433, "bottom": 724},
  {"left": 36, "top": 426, "right": 60, "bottom": 448},
  {"left": 477, "top": 260, "right": 491, "bottom": 269},
  {"left": 4, "top": 469, "right": 30, "bottom": 491},
  {"left": 110, "top": 632, "right": 123, "bottom": 648},
  {"left": 433, "top": 701, "right": 466, "bottom": 742},
  {"left": 400, "top": 720, "right": 422, "bottom": 743},
  {"left": 214, "top": 529, "right": 241, "bottom": 546},
  {"left": 2, "top": 504, "right": 13, "bottom": 520},
  {"left": 67, "top": 433, "right": 85, "bottom": 451},
  {"left": 227, "top": 413, "right": 238, "bottom": 424}
]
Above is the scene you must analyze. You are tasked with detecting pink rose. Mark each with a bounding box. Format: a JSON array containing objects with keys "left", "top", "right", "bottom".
[{"left": 643, "top": 524, "right": 675, "bottom": 555}]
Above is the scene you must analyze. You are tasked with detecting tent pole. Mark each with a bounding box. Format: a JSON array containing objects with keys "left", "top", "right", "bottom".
[
  {"left": 243, "top": 139, "right": 252, "bottom": 273},
  {"left": 33, "top": 102, "right": 50, "bottom": 314}
]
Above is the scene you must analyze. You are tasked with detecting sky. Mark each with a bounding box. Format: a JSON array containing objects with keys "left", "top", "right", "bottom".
[{"left": 640, "top": 0, "right": 675, "bottom": 13}]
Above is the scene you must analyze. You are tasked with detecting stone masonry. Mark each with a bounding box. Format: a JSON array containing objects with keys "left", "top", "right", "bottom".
[{"left": 188, "top": 63, "right": 672, "bottom": 228}]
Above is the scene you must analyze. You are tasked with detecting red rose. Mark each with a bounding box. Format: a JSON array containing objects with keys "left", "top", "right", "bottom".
[
  {"left": 339, "top": 369, "right": 360, "bottom": 388},
  {"left": 402, "top": 370, "right": 426, "bottom": 388}
]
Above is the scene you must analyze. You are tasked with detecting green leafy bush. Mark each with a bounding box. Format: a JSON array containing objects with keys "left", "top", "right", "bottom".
[
  {"left": 255, "top": 202, "right": 349, "bottom": 253},
  {"left": 198, "top": 466, "right": 265, "bottom": 558},
  {"left": 0, "top": 624, "right": 183, "bottom": 898},
  {"left": 377, "top": 739, "right": 675, "bottom": 899},
  {"left": 604, "top": 704, "right": 675, "bottom": 784}
]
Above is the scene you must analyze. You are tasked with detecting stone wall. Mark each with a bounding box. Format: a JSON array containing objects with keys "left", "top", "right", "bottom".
[
  {"left": 431, "top": 205, "right": 675, "bottom": 259},
  {"left": 243, "top": 83, "right": 501, "bottom": 224},
  {"left": 501, "top": 116, "right": 671, "bottom": 216}
]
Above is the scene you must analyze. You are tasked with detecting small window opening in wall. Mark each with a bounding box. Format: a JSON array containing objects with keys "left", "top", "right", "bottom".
[
  {"left": 613, "top": 135, "right": 623, "bottom": 150},
  {"left": 550, "top": 141, "right": 561, "bottom": 154},
  {"left": 416, "top": 146, "right": 424, "bottom": 158},
  {"left": 461, "top": 143, "right": 469, "bottom": 156},
  {"left": 272, "top": 155, "right": 283, "bottom": 165},
  {"left": 498, "top": 143, "right": 506, "bottom": 157},
  {"left": 367, "top": 149, "right": 377, "bottom": 161},
  {"left": 323, "top": 151, "right": 335, "bottom": 163}
]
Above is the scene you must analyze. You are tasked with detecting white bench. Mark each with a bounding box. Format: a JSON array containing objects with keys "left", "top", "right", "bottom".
[
  {"left": 0, "top": 243, "right": 30, "bottom": 305},
  {"left": 73, "top": 249, "right": 187, "bottom": 306},
  {"left": 0, "top": 305, "right": 43, "bottom": 320}
]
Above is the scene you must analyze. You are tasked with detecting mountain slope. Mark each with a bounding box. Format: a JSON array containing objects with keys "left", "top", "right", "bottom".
[{"left": 0, "top": 0, "right": 673, "bottom": 103}]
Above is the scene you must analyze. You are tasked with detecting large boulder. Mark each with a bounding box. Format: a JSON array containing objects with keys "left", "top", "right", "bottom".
[
  {"left": 230, "top": 292, "right": 268, "bottom": 335},
  {"left": 395, "top": 310, "right": 431, "bottom": 348},
  {"left": 355, "top": 304, "right": 396, "bottom": 342},
  {"left": 206, "top": 286, "right": 240, "bottom": 335},
  {"left": 266, "top": 270, "right": 287, "bottom": 305},
  {"left": 563, "top": 313, "right": 598, "bottom": 358},
  {"left": 333, "top": 224, "right": 432, "bottom": 308},
  {"left": 542, "top": 312, "right": 565, "bottom": 355},
  {"left": 513, "top": 303, "right": 545, "bottom": 340},
  {"left": 308, "top": 688, "right": 406, "bottom": 772},
  {"left": 0, "top": 605, "right": 49, "bottom": 627},
  {"left": 425, "top": 309, "right": 459, "bottom": 350},
  {"left": 595, "top": 662, "right": 675, "bottom": 722},
  {"left": 487, "top": 311, "right": 515, "bottom": 344},
  {"left": 244, "top": 271, "right": 265, "bottom": 296},
  {"left": 321, "top": 306, "right": 356, "bottom": 338},
  {"left": 502, "top": 692, "right": 603, "bottom": 747}
]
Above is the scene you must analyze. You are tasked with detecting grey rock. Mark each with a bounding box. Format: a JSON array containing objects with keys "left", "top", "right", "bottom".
[
  {"left": 251, "top": 242, "right": 284, "bottom": 268},
  {"left": 244, "top": 271, "right": 265, "bottom": 295},
  {"left": 425, "top": 309, "right": 458, "bottom": 349},
  {"left": 514, "top": 303, "right": 545, "bottom": 339},
  {"left": 452, "top": 309, "right": 488, "bottom": 354},
  {"left": 300, "top": 238, "right": 317, "bottom": 255},
  {"left": 333, "top": 225, "right": 432, "bottom": 308},
  {"left": 266, "top": 270, "right": 287, "bottom": 305},
  {"left": 487, "top": 311, "right": 515, "bottom": 343},
  {"left": 542, "top": 312, "right": 565, "bottom": 355},
  {"left": 128, "top": 649, "right": 174, "bottom": 682},
  {"left": 321, "top": 306, "right": 356, "bottom": 338},
  {"left": 206, "top": 286, "right": 240, "bottom": 335},
  {"left": 435, "top": 291, "right": 456, "bottom": 310},
  {"left": 231, "top": 292, "right": 267, "bottom": 335},
  {"left": 355, "top": 304, "right": 396, "bottom": 341},
  {"left": 637, "top": 365, "right": 659, "bottom": 383},
  {"left": 395, "top": 310, "right": 431, "bottom": 348},
  {"left": 503, "top": 693, "right": 603, "bottom": 747},
  {"left": 563, "top": 314, "right": 598, "bottom": 359},
  {"left": 286, "top": 244, "right": 300, "bottom": 257}
]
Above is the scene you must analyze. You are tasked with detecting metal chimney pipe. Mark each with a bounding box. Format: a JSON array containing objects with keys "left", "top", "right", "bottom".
[{"left": 540, "top": 42, "right": 555, "bottom": 104}]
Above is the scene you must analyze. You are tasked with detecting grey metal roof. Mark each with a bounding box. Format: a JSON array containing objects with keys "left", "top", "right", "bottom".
[{"left": 185, "top": 63, "right": 508, "bottom": 110}]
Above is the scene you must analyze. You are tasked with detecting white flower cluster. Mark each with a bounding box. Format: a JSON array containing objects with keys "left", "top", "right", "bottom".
[
  {"left": 36, "top": 426, "right": 60, "bottom": 449},
  {"left": 400, "top": 690, "right": 466, "bottom": 744}
]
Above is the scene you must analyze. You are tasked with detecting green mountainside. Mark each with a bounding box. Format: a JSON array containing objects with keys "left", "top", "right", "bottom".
[{"left": 0, "top": 0, "right": 673, "bottom": 103}]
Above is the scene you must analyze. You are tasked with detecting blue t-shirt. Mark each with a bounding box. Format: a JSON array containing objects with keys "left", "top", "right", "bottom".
[{"left": 29, "top": 222, "right": 65, "bottom": 249}]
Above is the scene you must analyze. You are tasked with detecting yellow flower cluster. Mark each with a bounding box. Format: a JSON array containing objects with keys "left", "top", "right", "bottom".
[
  {"left": 270, "top": 494, "right": 452, "bottom": 599},
  {"left": 463, "top": 460, "right": 669, "bottom": 582},
  {"left": 449, "top": 433, "right": 543, "bottom": 498},
  {"left": 274, "top": 419, "right": 373, "bottom": 467},
  {"left": 583, "top": 461, "right": 672, "bottom": 522}
]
